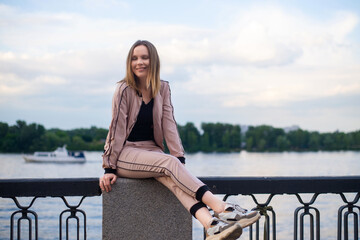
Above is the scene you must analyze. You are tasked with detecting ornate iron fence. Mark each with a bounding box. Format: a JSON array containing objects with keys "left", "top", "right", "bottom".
[
  {"left": 0, "top": 176, "right": 359, "bottom": 240},
  {"left": 0, "top": 178, "right": 101, "bottom": 240},
  {"left": 199, "top": 176, "right": 360, "bottom": 240}
]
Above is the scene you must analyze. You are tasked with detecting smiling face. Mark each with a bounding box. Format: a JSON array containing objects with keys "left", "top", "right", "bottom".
[{"left": 131, "top": 45, "right": 150, "bottom": 82}]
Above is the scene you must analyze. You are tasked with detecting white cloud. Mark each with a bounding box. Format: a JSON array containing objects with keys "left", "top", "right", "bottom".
[
  {"left": 184, "top": 63, "right": 360, "bottom": 109},
  {"left": 177, "top": 6, "right": 360, "bottom": 109},
  {"left": 0, "top": 2, "right": 359, "bottom": 131},
  {"left": 0, "top": 72, "right": 70, "bottom": 105}
]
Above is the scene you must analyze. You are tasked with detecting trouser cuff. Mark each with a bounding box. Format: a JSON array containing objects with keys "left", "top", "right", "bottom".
[
  {"left": 190, "top": 202, "right": 207, "bottom": 218},
  {"left": 195, "top": 185, "right": 210, "bottom": 201}
]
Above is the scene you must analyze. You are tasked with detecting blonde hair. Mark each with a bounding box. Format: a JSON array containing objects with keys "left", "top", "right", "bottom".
[{"left": 124, "top": 40, "right": 161, "bottom": 97}]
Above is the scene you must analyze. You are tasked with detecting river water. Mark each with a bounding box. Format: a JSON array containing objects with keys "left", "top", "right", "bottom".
[{"left": 0, "top": 151, "right": 359, "bottom": 239}]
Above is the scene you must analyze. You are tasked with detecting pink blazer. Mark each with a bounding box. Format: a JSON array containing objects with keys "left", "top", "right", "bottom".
[{"left": 102, "top": 80, "right": 185, "bottom": 169}]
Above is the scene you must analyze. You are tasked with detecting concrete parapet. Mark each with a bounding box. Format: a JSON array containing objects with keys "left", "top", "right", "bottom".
[{"left": 102, "top": 178, "right": 192, "bottom": 240}]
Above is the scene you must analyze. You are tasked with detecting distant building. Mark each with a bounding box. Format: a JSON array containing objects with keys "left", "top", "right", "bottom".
[{"left": 283, "top": 125, "right": 300, "bottom": 133}]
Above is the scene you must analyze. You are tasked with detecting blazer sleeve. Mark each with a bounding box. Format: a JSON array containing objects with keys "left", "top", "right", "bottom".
[
  {"left": 161, "top": 82, "right": 185, "bottom": 158},
  {"left": 102, "top": 82, "right": 128, "bottom": 169}
]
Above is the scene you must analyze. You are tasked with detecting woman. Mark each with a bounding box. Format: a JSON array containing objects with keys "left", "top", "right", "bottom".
[{"left": 99, "top": 40, "right": 260, "bottom": 240}]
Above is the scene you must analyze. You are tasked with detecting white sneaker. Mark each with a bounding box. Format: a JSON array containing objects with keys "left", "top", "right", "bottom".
[
  {"left": 216, "top": 203, "right": 260, "bottom": 228},
  {"left": 206, "top": 217, "right": 242, "bottom": 240}
]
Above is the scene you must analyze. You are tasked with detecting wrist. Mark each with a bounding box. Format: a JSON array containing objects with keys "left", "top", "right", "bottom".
[{"left": 104, "top": 168, "right": 117, "bottom": 174}]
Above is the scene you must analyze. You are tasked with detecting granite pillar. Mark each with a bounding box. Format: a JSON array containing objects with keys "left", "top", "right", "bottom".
[{"left": 102, "top": 178, "right": 192, "bottom": 240}]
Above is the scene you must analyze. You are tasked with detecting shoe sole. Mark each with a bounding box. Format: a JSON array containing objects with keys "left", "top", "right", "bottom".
[
  {"left": 206, "top": 223, "right": 243, "bottom": 240},
  {"left": 238, "top": 212, "right": 261, "bottom": 229}
]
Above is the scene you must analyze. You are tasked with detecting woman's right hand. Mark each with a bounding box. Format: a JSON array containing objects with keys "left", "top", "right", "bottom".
[{"left": 99, "top": 173, "right": 117, "bottom": 192}]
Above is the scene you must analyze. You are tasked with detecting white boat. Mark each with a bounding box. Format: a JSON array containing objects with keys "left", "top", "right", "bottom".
[{"left": 23, "top": 145, "right": 86, "bottom": 163}]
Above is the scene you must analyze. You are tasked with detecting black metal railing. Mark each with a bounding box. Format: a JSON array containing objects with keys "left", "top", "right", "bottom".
[
  {"left": 0, "top": 178, "right": 101, "bottom": 240},
  {"left": 199, "top": 176, "right": 360, "bottom": 240},
  {"left": 1, "top": 176, "right": 359, "bottom": 240}
]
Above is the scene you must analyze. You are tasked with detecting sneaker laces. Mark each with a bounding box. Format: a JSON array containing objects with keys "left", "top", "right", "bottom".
[{"left": 226, "top": 203, "right": 248, "bottom": 214}]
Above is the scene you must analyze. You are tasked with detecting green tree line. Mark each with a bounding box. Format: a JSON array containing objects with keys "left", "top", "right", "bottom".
[
  {"left": 0, "top": 120, "right": 107, "bottom": 152},
  {"left": 244, "top": 125, "right": 360, "bottom": 152},
  {"left": 0, "top": 120, "right": 359, "bottom": 153}
]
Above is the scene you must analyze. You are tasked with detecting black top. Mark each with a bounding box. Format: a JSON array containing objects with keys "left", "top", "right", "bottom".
[{"left": 127, "top": 99, "right": 154, "bottom": 142}]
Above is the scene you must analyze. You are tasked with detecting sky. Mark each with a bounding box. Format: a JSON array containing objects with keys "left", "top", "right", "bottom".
[{"left": 0, "top": 0, "right": 359, "bottom": 133}]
